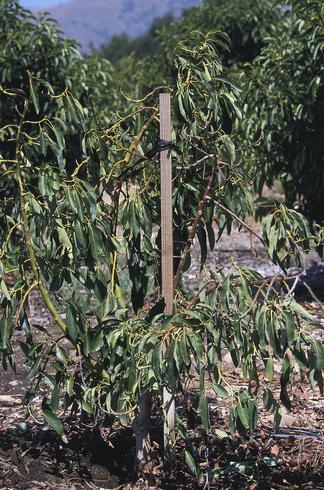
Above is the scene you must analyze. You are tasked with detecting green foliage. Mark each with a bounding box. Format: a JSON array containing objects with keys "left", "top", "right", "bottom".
[
  {"left": 94, "top": 0, "right": 324, "bottom": 226},
  {"left": 0, "top": 0, "right": 117, "bottom": 227},
  {"left": 95, "top": 0, "right": 324, "bottom": 227},
  {"left": 98, "top": 14, "right": 174, "bottom": 64},
  {"left": 0, "top": 1, "right": 323, "bottom": 480},
  {"left": 98, "top": 0, "right": 281, "bottom": 69},
  {"left": 0, "top": 1, "right": 75, "bottom": 212},
  {"left": 158, "top": 0, "right": 281, "bottom": 68},
  {"left": 263, "top": 204, "right": 316, "bottom": 271},
  {"left": 241, "top": 0, "right": 324, "bottom": 222},
  {"left": 0, "top": 1, "right": 80, "bottom": 88},
  {"left": 92, "top": 0, "right": 282, "bottom": 112}
]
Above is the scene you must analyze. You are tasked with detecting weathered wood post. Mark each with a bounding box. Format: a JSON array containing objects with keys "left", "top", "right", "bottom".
[{"left": 159, "top": 92, "right": 176, "bottom": 452}]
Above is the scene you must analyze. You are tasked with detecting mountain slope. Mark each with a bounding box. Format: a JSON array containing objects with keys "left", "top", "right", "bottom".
[{"left": 44, "top": 0, "right": 201, "bottom": 50}]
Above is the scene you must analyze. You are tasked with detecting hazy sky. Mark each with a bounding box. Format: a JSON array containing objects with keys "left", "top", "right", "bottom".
[{"left": 21, "top": 0, "right": 69, "bottom": 7}]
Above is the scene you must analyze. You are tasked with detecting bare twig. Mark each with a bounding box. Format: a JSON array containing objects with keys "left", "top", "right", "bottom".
[
  {"left": 287, "top": 274, "right": 301, "bottom": 295},
  {"left": 301, "top": 280, "right": 324, "bottom": 311},
  {"left": 213, "top": 199, "right": 264, "bottom": 243}
]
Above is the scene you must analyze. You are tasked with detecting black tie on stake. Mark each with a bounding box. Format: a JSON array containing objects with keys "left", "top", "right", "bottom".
[
  {"left": 158, "top": 139, "right": 173, "bottom": 153},
  {"left": 117, "top": 139, "right": 175, "bottom": 180}
]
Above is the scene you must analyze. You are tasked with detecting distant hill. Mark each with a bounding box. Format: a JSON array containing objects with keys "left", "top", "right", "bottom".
[{"left": 40, "top": 0, "right": 201, "bottom": 50}]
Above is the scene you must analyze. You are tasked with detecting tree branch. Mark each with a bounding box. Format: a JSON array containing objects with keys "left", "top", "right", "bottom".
[
  {"left": 213, "top": 199, "right": 264, "bottom": 243},
  {"left": 15, "top": 97, "right": 67, "bottom": 335},
  {"left": 174, "top": 158, "right": 219, "bottom": 289}
]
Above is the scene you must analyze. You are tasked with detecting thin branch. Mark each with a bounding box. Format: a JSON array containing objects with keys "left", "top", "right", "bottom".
[
  {"left": 301, "top": 280, "right": 324, "bottom": 311},
  {"left": 174, "top": 158, "right": 219, "bottom": 289},
  {"left": 287, "top": 274, "right": 301, "bottom": 296},
  {"left": 120, "top": 85, "right": 170, "bottom": 104},
  {"left": 15, "top": 96, "right": 68, "bottom": 336},
  {"left": 213, "top": 199, "right": 264, "bottom": 243}
]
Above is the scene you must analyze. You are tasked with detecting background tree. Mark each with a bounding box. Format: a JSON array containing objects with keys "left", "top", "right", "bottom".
[
  {"left": 92, "top": 0, "right": 282, "bottom": 104},
  {"left": 0, "top": 0, "right": 116, "bottom": 217},
  {"left": 97, "top": 0, "right": 281, "bottom": 71},
  {"left": 95, "top": 0, "right": 324, "bottom": 225},
  {"left": 158, "top": 0, "right": 282, "bottom": 69},
  {"left": 97, "top": 14, "right": 174, "bottom": 64},
  {"left": 240, "top": 0, "right": 324, "bottom": 223}
]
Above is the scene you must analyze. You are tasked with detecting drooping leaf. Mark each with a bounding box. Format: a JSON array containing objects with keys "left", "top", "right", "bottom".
[{"left": 42, "top": 408, "right": 64, "bottom": 435}]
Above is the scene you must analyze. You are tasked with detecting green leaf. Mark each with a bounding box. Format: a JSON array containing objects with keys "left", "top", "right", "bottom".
[
  {"left": 88, "top": 329, "right": 104, "bottom": 353},
  {"left": 74, "top": 220, "right": 87, "bottom": 248},
  {"left": 66, "top": 94, "right": 82, "bottom": 125},
  {"left": 197, "top": 223, "right": 207, "bottom": 270},
  {"left": 283, "top": 312, "right": 296, "bottom": 347},
  {"left": 30, "top": 197, "right": 42, "bottom": 215},
  {"left": 248, "top": 399, "right": 258, "bottom": 430},
  {"left": 289, "top": 301, "right": 314, "bottom": 321},
  {"left": 178, "top": 94, "right": 187, "bottom": 121},
  {"left": 29, "top": 78, "right": 39, "bottom": 114},
  {"left": 57, "top": 226, "right": 72, "bottom": 251},
  {"left": 81, "top": 400, "right": 94, "bottom": 414},
  {"left": 51, "top": 383, "right": 60, "bottom": 411},
  {"left": 263, "top": 389, "right": 274, "bottom": 411},
  {"left": 230, "top": 347, "right": 240, "bottom": 367},
  {"left": 67, "top": 188, "right": 84, "bottom": 221},
  {"left": 314, "top": 341, "right": 324, "bottom": 370},
  {"left": 52, "top": 125, "right": 64, "bottom": 152},
  {"left": 198, "top": 392, "right": 209, "bottom": 430},
  {"left": 215, "top": 429, "right": 228, "bottom": 439},
  {"left": 221, "top": 135, "right": 235, "bottom": 165},
  {"left": 237, "top": 402, "right": 249, "bottom": 429},
  {"left": 66, "top": 376, "right": 74, "bottom": 396},
  {"left": 188, "top": 332, "right": 204, "bottom": 360},
  {"left": 265, "top": 357, "right": 274, "bottom": 383},
  {"left": 178, "top": 335, "right": 190, "bottom": 366},
  {"left": 280, "top": 356, "right": 291, "bottom": 410},
  {"left": 212, "top": 383, "right": 228, "bottom": 398},
  {"left": 88, "top": 223, "right": 104, "bottom": 261},
  {"left": 185, "top": 449, "right": 198, "bottom": 476},
  {"left": 206, "top": 222, "right": 215, "bottom": 250},
  {"left": 42, "top": 408, "right": 64, "bottom": 435},
  {"left": 0, "top": 309, "right": 13, "bottom": 350},
  {"left": 0, "top": 280, "right": 11, "bottom": 301},
  {"left": 55, "top": 345, "right": 68, "bottom": 364},
  {"left": 114, "top": 284, "right": 125, "bottom": 310},
  {"left": 27, "top": 353, "right": 43, "bottom": 380},
  {"left": 66, "top": 308, "right": 78, "bottom": 342}
]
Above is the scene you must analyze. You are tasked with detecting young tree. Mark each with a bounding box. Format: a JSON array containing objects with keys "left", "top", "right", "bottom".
[{"left": 0, "top": 5, "right": 323, "bottom": 481}]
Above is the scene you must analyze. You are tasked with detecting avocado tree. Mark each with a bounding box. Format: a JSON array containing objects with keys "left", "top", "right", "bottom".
[
  {"left": 158, "top": 0, "right": 282, "bottom": 68},
  {"left": 94, "top": 0, "right": 283, "bottom": 107},
  {"left": 0, "top": 12, "right": 323, "bottom": 482},
  {"left": 0, "top": 0, "right": 116, "bottom": 209},
  {"left": 98, "top": 0, "right": 282, "bottom": 77},
  {"left": 241, "top": 0, "right": 324, "bottom": 223}
]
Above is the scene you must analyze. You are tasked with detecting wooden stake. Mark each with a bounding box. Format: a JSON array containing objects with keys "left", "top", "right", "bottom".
[{"left": 159, "top": 93, "right": 175, "bottom": 450}]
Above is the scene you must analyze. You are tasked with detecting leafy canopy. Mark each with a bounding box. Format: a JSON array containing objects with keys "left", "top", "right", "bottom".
[
  {"left": 0, "top": 0, "right": 323, "bottom": 478},
  {"left": 241, "top": 0, "right": 324, "bottom": 222}
]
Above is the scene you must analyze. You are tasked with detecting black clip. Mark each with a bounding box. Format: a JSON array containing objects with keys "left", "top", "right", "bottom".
[{"left": 158, "top": 139, "right": 173, "bottom": 152}]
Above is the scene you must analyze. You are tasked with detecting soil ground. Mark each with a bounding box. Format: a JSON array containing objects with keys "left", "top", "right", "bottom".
[{"left": 0, "top": 225, "right": 323, "bottom": 489}]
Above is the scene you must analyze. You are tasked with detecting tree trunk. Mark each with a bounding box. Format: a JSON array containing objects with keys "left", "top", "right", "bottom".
[{"left": 132, "top": 390, "right": 152, "bottom": 471}]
